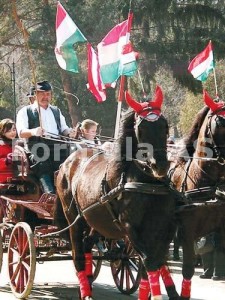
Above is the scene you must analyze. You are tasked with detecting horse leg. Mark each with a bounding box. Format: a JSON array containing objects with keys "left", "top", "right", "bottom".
[
  {"left": 83, "top": 230, "right": 99, "bottom": 288},
  {"left": 70, "top": 218, "right": 93, "bottom": 300},
  {"left": 160, "top": 265, "right": 179, "bottom": 299},
  {"left": 138, "top": 264, "right": 179, "bottom": 300},
  {"left": 138, "top": 266, "right": 151, "bottom": 300},
  {"left": 179, "top": 240, "right": 195, "bottom": 300}
]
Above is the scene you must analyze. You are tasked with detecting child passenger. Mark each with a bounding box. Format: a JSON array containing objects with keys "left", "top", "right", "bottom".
[
  {"left": 79, "top": 119, "right": 101, "bottom": 148},
  {"left": 74, "top": 119, "right": 114, "bottom": 154},
  {"left": 0, "top": 118, "right": 17, "bottom": 183}
]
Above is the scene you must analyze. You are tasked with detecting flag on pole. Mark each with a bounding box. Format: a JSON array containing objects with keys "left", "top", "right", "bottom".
[
  {"left": 55, "top": 2, "right": 87, "bottom": 73},
  {"left": 86, "top": 43, "right": 106, "bottom": 103},
  {"left": 188, "top": 41, "right": 215, "bottom": 82},
  {"left": 97, "top": 13, "right": 138, "bottom": 85}
]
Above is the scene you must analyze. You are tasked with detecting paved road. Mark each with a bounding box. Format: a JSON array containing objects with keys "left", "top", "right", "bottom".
[{"left": 0, "top": 253, "right": 225, "bottom": 299}]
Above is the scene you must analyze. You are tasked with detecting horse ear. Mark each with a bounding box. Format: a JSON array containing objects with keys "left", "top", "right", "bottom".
[
  {"left": 125, "top": 90, "right": 143, "bottom": 112},
  {"left": 148, "top": 85, "right": 163, "bottom": 108},
  {"left": 203, "top": 90, "right": 221, "bottom": 111}
]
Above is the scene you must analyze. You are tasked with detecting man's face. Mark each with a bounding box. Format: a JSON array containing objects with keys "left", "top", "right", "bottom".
[{"left": 36, "top": 90, "right": 52, "bottom": 109}]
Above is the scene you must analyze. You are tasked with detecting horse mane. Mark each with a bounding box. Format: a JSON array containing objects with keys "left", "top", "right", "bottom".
[
  {"left": 117, "top": 108, "right": 137, "bottom": 153},
  {"left": 177, "top": 106, "right": 209, "bottom": 162}
]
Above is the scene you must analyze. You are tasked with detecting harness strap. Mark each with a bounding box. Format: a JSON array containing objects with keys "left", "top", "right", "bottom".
[{"left": 124, "top": 182, "right": 168, "bottom": 195}]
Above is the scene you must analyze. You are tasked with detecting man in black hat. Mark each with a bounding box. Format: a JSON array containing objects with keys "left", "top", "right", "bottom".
[
  {"left": 26, "top": 86, "right": 35, "bottom": 104},
  {"left": 16, "top": 80, "right": 76, "bottom": 194}
]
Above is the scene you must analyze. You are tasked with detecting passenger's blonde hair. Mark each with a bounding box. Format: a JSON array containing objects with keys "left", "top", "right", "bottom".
[{"left": 80, "top": 119, "right": 99, "bottom": 131}]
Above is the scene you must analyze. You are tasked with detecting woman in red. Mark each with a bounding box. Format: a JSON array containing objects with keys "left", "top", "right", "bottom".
[{"left": 0, "top": 118, "right": 17, "bottom": 183}]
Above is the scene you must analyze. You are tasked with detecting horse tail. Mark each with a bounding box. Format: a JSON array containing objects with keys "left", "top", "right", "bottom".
[{"left": 53, "top": 195, "right": 70, "bottom": 241}]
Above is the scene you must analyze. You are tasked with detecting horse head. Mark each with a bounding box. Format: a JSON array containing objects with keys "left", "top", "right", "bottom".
[
  {"left": 203, "top": 90, "right": 225, "bottom": 164},
  {"left": 125, "top": 86, "right": 169, "bottom": 177}
]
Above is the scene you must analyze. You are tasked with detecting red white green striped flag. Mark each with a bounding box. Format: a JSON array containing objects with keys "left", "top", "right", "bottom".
[
  {"left": 87, "top": 43, "right": 106, "bottom": 103},
  {"left": 55, "top": 2, "right": 87, "bottom": 73},
  {"left": 97, "top": 13, "right": 138, "bottom": 85},
  {"left": 188, "top": 41, "right": 215, "bottom": 82}
]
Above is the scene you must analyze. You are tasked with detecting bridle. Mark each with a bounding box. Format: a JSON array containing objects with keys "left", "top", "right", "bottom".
[
  {"left": 134, "top": 107, "right": 164, "bottom": 141},
  {"left": 207, "top": 107, "right": 225, "bottom": 165}
]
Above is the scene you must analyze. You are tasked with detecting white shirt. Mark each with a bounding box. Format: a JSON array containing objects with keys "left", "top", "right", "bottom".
[{"left": 16, "top": 102, "right": 70, "bottom": 137}]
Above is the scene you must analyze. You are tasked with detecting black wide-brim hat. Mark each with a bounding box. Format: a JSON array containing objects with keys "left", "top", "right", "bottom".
[{"left": 36, "top": 80, "right": 52, "bottom": 91}]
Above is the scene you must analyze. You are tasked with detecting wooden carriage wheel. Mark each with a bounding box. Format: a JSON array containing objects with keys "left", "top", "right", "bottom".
[
  {"left": 110, "top": 238, "right": 142, "bottom": 294},
  {"left": 92, "top": 245, "right": 103, "bottom": 281},
  {"left": 8, "top": 222, "right": 36, "bottom": 299},
  {"left": 0, "top": 231, "right": 3, "bottom": 273}
]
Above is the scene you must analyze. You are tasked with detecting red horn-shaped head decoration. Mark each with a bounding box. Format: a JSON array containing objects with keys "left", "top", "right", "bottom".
[
  {"left": 203, "top": 90, "right": 225, "bottom": 116},
  {"left": 125, "top": 85, "right": 164, "bottom": 118}
]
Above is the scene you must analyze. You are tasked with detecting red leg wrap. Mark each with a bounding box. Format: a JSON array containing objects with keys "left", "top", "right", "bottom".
[
  {"left": 160, "top": 265, "right": 174, "bottom": 287},
  {"left": 77, "top": 270, "right": 92, "bottom": 298},
  {"left": 147, "top": 270, "right": 161, "bottom": 298},
  {"left": 85, "top": 253, "right": 93, "bottom": 277},
  {"left": 181, "top": 278, "right": 191, "bottom": 298},
  {"left": 138, "top": 278, "right": 150, "bottom": 300}
]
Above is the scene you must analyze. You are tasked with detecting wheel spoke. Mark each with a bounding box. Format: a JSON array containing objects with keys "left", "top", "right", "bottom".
[
  {"left": 10, "top": 261, "right": 20, "bottom": 282},
  {"left": 21, "top": 239, "right": 29, "bottom": 258},
  {"left": 125, "top": 261, "right": 135, "bottom": 284},
  {"left": 16, "top": 263, "right": 25, "bottom": 293}
]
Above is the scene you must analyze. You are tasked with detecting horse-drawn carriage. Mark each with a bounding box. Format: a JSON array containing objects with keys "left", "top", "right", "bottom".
[{"left": 2, "top": 87, "right": 225, "bottom": 300}]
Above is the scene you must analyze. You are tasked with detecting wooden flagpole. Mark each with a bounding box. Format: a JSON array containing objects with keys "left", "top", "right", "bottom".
[
  {"left": 213, "top": 68, "right": 218, "bottom": 99},
  {"left": 114, "top": 2, "right": 133, "bottom": 139},
  {"left": 21, "top": 21, "right": 43, "bottom": 128}
]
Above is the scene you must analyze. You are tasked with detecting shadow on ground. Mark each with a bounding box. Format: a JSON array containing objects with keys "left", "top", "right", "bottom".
[{"left": 0, "top": 282, "right": 205, "bottom": 300}]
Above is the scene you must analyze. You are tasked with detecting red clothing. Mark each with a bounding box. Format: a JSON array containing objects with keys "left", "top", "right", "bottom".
[{"left": 0, "top": 141, "right": 13, "bottom": 183}]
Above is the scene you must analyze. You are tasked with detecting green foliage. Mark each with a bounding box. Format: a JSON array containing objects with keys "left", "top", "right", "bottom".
[
  {"left": 203, "top": 59, "right": 225, "bottom": 99},
  {"left": 179, "top": 91, "right": 203, "bottom": 135}
]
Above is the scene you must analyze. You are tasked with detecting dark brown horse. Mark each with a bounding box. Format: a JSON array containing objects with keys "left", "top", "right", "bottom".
[
  {"left": 55, "top": 86, "right": 178, "bottom": 300},
  {"left": 169, "top": 90, "right": 225, "bottom": 299}
]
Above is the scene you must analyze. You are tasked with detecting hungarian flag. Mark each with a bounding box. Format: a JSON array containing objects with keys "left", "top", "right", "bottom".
[
  {"left": 87, "top": 43, "right": 106, "bottom": 103},
  {"left": 55, "top": 2, "right": 87, "bottom": 73},
  {"left": 97, "top": 12, "right": 138, "bottom": 85},
  {"left": 188, "top": 41, "right": 215, "bottom": 82}
]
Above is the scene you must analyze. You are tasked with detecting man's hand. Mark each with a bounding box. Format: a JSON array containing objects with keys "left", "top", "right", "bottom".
[
  {"left": 30, "top": 127, "right": 44, "bottom": 137},
  {"left": 5, "top": 153, "right": 13, "bottom": 165},
  {"left": 68, "top": 128, "right": 77, "bottom": 138}
]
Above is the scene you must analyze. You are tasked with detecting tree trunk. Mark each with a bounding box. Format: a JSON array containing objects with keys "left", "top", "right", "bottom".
[{"left": 60, "top": 71, "right": 81, "bottom": 127}]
